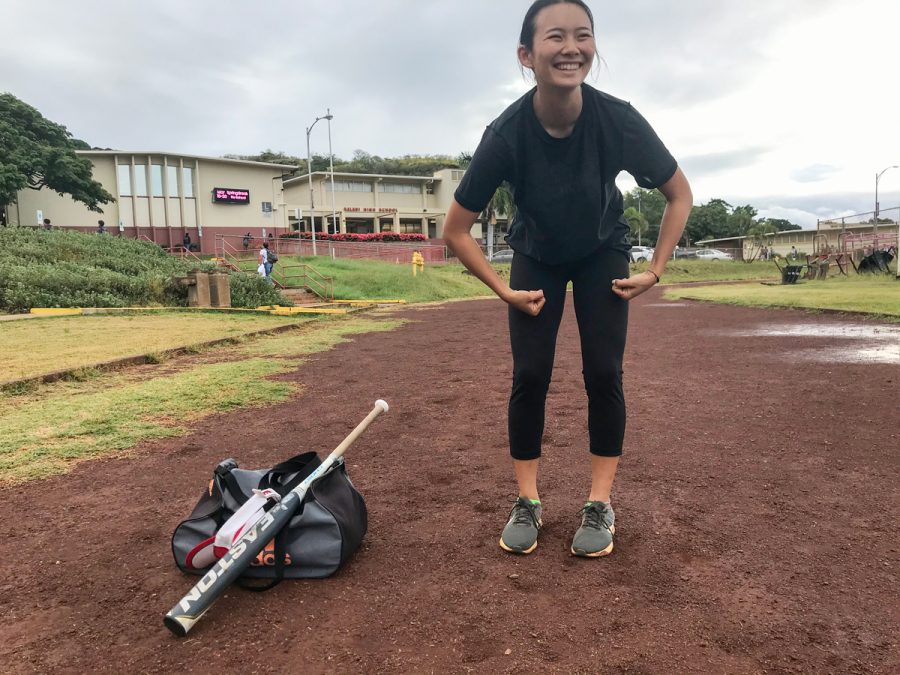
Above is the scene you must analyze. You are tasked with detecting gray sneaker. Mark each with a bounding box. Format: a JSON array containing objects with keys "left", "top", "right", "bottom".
[
  {"left": 571, "top": 501, "right": 616, "bottom": 557},
  {"left": 499, "top": 497, "right": 542, "bottom": 554}
]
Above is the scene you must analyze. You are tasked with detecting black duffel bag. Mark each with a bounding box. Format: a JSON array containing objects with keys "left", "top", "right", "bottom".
[{"left": 171, "top": 451, "right": 367, "bottom": 585}]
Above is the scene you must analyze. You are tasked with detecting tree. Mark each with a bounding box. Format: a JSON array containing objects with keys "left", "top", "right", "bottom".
[
  {"left": 685, "top": 198, "right": 733, "bottom": 244},
  {"left": 623, "top": 188, "right": 666, "bottom": 244},
  {"left": 484, "top": 182, "right": 514, "bottom": 256},
  {"left": 623, "top": 206, "right": 648, "bottom": 245},
  {"left": 758, "top": 217, "right": 801, "bottom": 232},
  {"left": 728, "top": 204, "right": 758, "bottom": 236},
  {"left": 746, "top": 221, "right": 778, "bottom": 260},
  {"left": 0, "top": 93, "right": 114, "bottom": 211}
]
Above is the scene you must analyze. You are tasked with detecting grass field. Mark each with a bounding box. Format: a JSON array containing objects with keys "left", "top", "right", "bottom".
[
  {"left": 664, "top": 275, "right": 900, "bottom": 319},
  {"left": 640, "top": 259, "right": 781, "bottom": 283},
  {"left": 0, "top": 312, "right": 313, "bottom": 383},
  {"left": 0, "top": 316, "right": 405, "bottom": 483},
  {"left": 240, "top": 254, "right": 783, "bottom": 299},
  {"left": 233, "top": 255, "right": 493, "bottom": 303}
]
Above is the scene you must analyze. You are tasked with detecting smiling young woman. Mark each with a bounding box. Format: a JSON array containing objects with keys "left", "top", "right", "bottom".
[{"left": 442, "top": 0, "right": 692, "bottom": 558}]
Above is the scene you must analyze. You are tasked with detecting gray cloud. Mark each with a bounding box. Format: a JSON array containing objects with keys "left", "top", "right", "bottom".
[
  {"left": 721, "top": 190, "right": 900, "bottom": 228},
  {"left": 0, "top": 0, "right": 889, "bottom": 214},
  {"left": 791, "top": 164, "right": 842, "bottom": 183},
  {"left": 680, "top": 147, "right": 772, "bottom": 178}
]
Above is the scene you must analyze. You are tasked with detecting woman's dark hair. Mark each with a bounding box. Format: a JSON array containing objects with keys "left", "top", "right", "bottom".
[{"left": 519, "top": 0, "right": 595, "bottom": 51}]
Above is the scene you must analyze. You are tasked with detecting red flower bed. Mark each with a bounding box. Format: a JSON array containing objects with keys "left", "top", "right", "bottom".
[{"left": 281, "top": 232, "right": 427, "bottom": 243}]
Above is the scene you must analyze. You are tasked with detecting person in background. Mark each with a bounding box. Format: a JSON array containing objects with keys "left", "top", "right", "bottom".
[
  {"left": 259, "top": 241, "right": 271, "bottom": 282},
  {"left": 97, "top": 220, "right": 107, "bottom": 235},
  {"left": 43, "top": 218, "right": 52, "bottom": 230},
  {"left": 183, "top": 231, "right": 191, "bottom": 252}
]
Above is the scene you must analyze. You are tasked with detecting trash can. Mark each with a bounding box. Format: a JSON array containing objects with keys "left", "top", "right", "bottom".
[{"left": 781, "top": 265, "right": 801, "bottom": 284}]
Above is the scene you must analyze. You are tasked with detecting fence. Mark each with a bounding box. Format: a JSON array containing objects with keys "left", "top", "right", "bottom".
[{"left": 216, "top": 234, "right": 447, "bottom": 264}]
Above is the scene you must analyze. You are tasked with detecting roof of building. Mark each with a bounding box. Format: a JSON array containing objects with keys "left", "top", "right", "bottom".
[
  {"left": 284, "top": 171, "right": 444, "bottom": 186},
  {"left": 76, "top": 150, "right": 297, "bottom": 171},
  {"left": 696, "top": 221, "right": 896, "bottom": 246}
]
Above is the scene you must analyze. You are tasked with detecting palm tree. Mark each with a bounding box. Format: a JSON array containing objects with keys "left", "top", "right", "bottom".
[{"left": 484, "top": 182, "right": 514, "bottom": 259}]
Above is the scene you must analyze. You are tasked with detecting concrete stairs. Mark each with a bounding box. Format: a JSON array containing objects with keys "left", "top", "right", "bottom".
[{"left": 279, "top": 287, "right": 322, "bottom": 305}]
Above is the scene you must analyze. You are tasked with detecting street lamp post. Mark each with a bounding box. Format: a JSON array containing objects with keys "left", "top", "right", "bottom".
[
  {"left": 306, "top": 110, "right": 334, "bottom": 256},
  {"left": 637, "top": 189, "right": 642, "bottom": 246},
  {"left": 874, "top": 165, "right": 898, "bottom": 247},
  {"left": 326, "top": 109, "right": 337, "bottom": 235}
]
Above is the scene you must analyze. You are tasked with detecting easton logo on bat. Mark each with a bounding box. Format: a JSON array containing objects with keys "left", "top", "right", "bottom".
[{"left": 176, "top": 499, "right": 293, "bottom": 612}]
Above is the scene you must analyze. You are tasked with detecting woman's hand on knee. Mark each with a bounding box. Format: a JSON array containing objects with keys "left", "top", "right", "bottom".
[
  {"left": 506, "top": 289, "right": 546, "bottom": 316},
  {"left": 610, "top": 271, "right": 658, "bottom": 301}
]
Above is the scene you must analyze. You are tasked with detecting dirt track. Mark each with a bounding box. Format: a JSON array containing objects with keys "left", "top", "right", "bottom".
[{"left": 1, "top": 289, "right": 898, "bottom": 674}]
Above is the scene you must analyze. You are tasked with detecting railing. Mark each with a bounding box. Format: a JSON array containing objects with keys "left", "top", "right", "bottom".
[
  {"left": 215, "top": 233, "right": 447, "bottom": 264},
  {"left": 272, "top": 264, "right": 334, "bottom": 301},
  {"left": 214, "top": 234, "right": 334, "bottom": 301},
  {"left": 818, "top": 206, "right": 899, "bottom": 227}
]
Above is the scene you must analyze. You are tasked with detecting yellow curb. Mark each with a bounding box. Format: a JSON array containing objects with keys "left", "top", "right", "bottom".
[
  {"left": 330, "top": 299, "right": 407, "bottom": 305},
  {"left": 270, "top": 307, "right": 352, "bottom": 315},
  {"left": 29, "top": 308, "right": 83, "bottom": 316}
]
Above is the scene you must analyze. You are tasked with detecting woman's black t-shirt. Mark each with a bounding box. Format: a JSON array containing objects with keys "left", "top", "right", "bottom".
[{"left": 454, "top": 84, "right": 677, "bottom": 265}]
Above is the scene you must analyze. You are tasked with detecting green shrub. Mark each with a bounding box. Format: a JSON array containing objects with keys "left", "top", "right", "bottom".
[
  {"left": 228, "top": 272, "right": 287, "bottom": 308},
  {"left": 0, "top": 228, "right": 287, "bottom": 311}
]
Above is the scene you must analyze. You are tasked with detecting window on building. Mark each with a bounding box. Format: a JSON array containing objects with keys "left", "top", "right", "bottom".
[
  {"left": 398, "top": 221, "right": 423, "bottom": 234},
  {"left": 378, "top": 182, "right": 420, "bottom": 194},
  {"left": 151, "top": 164, "right": 164, "bottom": 197},
  {"left": 133, "top": 164, "right": 148, "bottom": 197},
  {"left": 328, "top": 180, "right": 372, "bottom": 192},
  {"left": 183, "top": 167, "right": 194, "bottom": 197},
  {"left": 451, "top": 170, "right": 465, "bottom": 181},
  {"left": 117, "top": 165, "right": 132, "bottom": 196},
  {"left": 166, "top": 166, "right": 179, "bottom": 197}
]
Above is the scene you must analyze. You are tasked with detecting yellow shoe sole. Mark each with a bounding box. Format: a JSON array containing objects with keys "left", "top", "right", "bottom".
[
  {"left": 499, "top": 517, "right": 542, "bottom": 554},
  {"left": 499, "top": 537, "right": 538, "bottom": 554},
  {"left": 570, "top": 525, "right": 615, "bottom": 557}
]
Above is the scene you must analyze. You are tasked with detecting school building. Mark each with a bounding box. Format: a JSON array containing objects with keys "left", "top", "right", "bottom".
[{"left": 4, "top": 151, "right": 482, "bottom": 254}]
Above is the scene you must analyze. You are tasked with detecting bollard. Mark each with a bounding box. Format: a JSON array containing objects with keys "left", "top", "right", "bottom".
[{"left": 208, "top": 271, "right": 232, "bottom": 308}]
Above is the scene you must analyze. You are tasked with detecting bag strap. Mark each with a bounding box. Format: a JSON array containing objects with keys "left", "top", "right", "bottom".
[
  {"left": 236, "top": 528, "right": 289, "bottom": 592},
  {"left": 259, "top": 451, "right": 321, "bottom": 496}
]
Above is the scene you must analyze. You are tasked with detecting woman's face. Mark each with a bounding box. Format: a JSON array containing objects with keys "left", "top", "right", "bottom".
[{"left": 518, "top": 3, "right": 595, "bottom": 91}]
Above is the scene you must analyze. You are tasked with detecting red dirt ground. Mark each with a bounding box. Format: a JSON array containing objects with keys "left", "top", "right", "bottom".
[{"left": 1, "top": 289, "right": 898, "bottom": 674}]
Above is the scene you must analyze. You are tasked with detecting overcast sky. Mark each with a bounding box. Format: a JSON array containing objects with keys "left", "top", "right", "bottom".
[{"left": 2, "top": 0, "right": 898, "bottom": 228}]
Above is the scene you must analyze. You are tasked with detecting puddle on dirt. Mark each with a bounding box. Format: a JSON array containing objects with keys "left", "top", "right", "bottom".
[{"left": 711, "top": 323, "right": 900, "bottom": 365}]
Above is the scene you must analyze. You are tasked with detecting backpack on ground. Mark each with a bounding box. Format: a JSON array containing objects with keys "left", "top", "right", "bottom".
[{"left": 171, "top": 451, "right": 367, "bottom": 587}]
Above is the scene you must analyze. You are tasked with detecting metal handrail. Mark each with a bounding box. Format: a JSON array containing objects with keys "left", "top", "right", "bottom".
[
  {"left": 272, "top": 263, "right": 334, "bottom": 301},
  {"left": 214, "top": 234, "right": 334, "bottom": 300}
]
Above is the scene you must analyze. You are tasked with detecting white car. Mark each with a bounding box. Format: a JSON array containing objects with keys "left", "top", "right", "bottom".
[
  {"left": 695, "top": 248, "right": 734, "bottom": 261},
  {"left": 630, "top": 246, "right": 654, "bottom": 262}
]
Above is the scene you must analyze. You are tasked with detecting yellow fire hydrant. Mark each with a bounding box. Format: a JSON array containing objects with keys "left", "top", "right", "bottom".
[{"left": 411, "top": 250, "right": 425, "bottom": 277}]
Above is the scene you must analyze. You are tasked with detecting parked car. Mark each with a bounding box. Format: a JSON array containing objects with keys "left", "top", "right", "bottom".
[
  {"left": 695, "top": 248, "right": 734, "bottom": 261},
  {"left": 630, "top": 245, "right": 654, "bottom": 262},
  {"left": 490, "top": 249, "right": 515, "bottom": 262}
]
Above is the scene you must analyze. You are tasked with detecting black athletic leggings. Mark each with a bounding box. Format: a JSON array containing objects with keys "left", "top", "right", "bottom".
[{"left": 508, "top": 247, "right": 629, "bottom": 460}]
